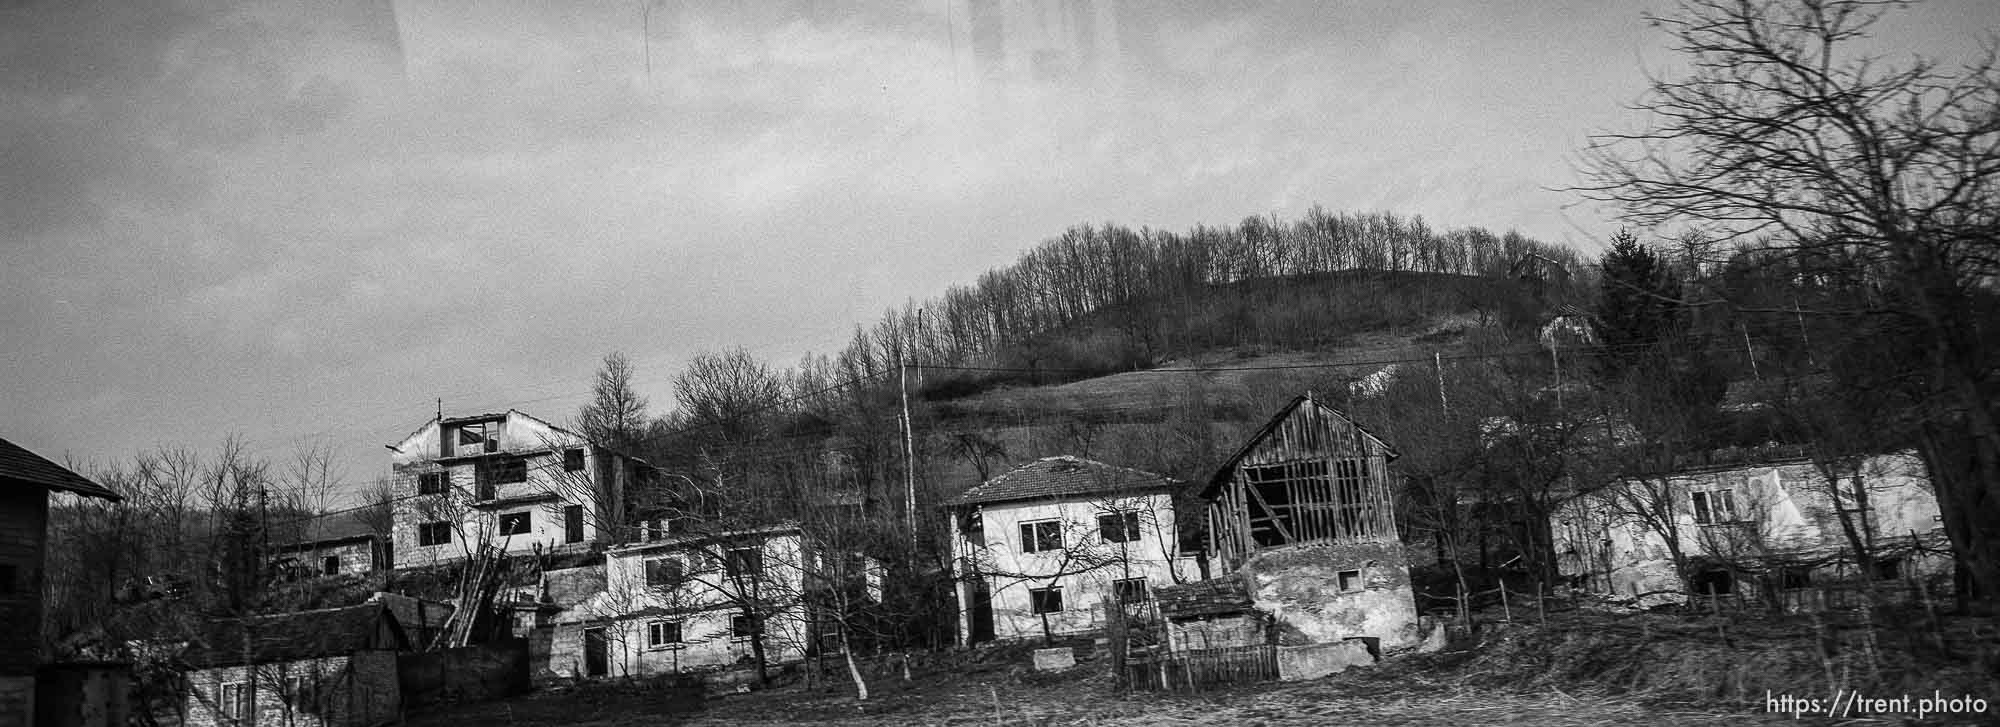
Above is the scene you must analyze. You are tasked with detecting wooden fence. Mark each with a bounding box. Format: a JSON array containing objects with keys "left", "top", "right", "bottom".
[{"left": 1120, "top": 645, "right": 1279, "bottom": 693}]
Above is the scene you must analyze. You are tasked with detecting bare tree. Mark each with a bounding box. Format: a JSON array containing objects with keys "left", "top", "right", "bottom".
[
  {"left": 1576, "top": 0, "right": 2000, "bottom": 597},
  {"left": 577, "top": 352, "right": 652, "bottom": 455}
]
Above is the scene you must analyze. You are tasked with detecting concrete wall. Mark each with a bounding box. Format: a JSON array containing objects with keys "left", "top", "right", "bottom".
[
  {"left": 398, "top": 640, "right": 528, "bottom": 708},
  {"left": 390, "top": 412, "right": 630, "bottom": 567},
  {"left": 182, "top": 653, "right": 399, "bottom": 727},
  {"left": 0, "top": 487, "right": 48, "bottom": 679},
  {"left": 281, "top": 539, "right": 380, "bottom": 577},
  {"left": 1238, "top": 541, "right": 1420, "bottom": 650},
  {"left": 951, "top": 492, "right": 1197, "bottom": 641},
  {"left": 1553, "top": 452, "right": 1954, "bottom": 603}
]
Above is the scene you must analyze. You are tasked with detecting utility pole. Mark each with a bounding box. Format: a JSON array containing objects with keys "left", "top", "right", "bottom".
[
  {"left": 1434, "top": 351, "right": 1448, "bottom": 414},
  {"left": 900, "top": 354, "right": 917, "bottom": 552}
]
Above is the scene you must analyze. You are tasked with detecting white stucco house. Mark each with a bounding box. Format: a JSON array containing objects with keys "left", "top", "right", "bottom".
[
  {"left": 1552, "top": 450, "right": 1952, "bottom": 607},
  {"left": 947, "top": 456, "right": 1197, "bottom": 644}
]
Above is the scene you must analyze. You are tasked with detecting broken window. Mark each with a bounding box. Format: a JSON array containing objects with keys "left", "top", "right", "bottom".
[
  {"left": 1019, "top": 520, "right": 1063, "bottom": 553},
  {"left": 456, "top": 420, "right": 501, "bottom": 452},
  {"left": 644, "top": 557, "right": 683, "bottom": 589},
  {"left": 639, "top": 517, "right": 669, "bottom": 541},
  {"left": 322, "top": 556, "right": 340, "bottom": 576},
  {"left": 1691, "top": 489, "right": 1735, "bottom": 525},
  {"left": 647, "top": 620, "right": 682, "bottom": 648},
  {"left": 564, "top": 505, "right": 585, "bottom": 544},
  {"left": 1337, "top": 569, "right": 1363, "bottom": 593},
  {"left": 1112, "top": 578, "right": 1148, "bottom": 603},
  {"left": 724, "top": 547, "right": 763, "bottom": 578},
  {"left": 1098, "top": 511, "right": 1141, "bottom": 543},
  {"left": 731, "top": 614, "right": 756, "bottom": 639},
  {"left": 418, "top": 471, "right": 449, "bottom": 495},
  {"left": 1691, "top": 567, "right": 1734, "bottom": 596},
  {"left": 1029, "top": 586, "right": 1064, "bottom": 614},
  {"left": 499, "top": 512, "right": 531, "bottom": 536},
  {"left": 418, "top": 522, "right": 452, "bottom": 547},
  {"left": 220, "top": 682, "right": 250, "bottom": 720},
  {"left": 563, "top": 448, "right": 586, "bottom": 472}
]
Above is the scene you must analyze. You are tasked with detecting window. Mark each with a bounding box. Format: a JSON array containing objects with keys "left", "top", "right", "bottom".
[
  {"left": 1098, "top": 512, "right": 1141, "bottom": 543},
  {"left": 322, "top": 556, "right": 340, "bottom": 576},
  {"left": 1029, "top": 586, "right": 1064, "bottom": 614},
  {"left": 1692, "top": 568, "right": 1734, "bottom": 596},
  {"left": 563, "top": 448, "right": 586, "bottom": 472},
  {"left": 564, "top": 505, "right": 585, "bottom": 544},
  {"left": 725, "top": 547, "right": 763, "bottom": 578},
  {"left": 640, "top": 517, "right": 669, "bottom": 541},
  {"left": 1337, "top": 569, "right": 1363, "bottom": 593},
  {"left": 419, "top": 522, "right": 452, "bottom": 546},
  {"left": 731, "top": 614, "right": 756, "bottom": 640},
  {"left": 1112, "top": 578, "right": 1148, "bottom": 603},
  {"left": 644, "top": 557, "right": 683, "bottom": 588},
  {"left": 647, "top": 620, "right": 682, "bottom": 648},
  {"left": 220, "top": 682, "right": 250, "bottom": 720},
  {"left": 1780, "top": 566, "right": 1813, "bottom": 590},
  {"left": 456, "top": 420, "right": 500, "bottom": 451},
  {"left": 499, "top": 512, "right": 531, "bottom": 536},
  {"left": 418, "top": 471, "right": 449, "bottom": 495},
  {"left": 0, "top": 563, "right": 16, "bottom": 596},
  {"left": 475, "top": 456, "right": 527, "bottom": 499},
  {"left": 1835, "top": 479, "right": 1868, "bottom": 513},
  {"left": 1872, "top": 557, "right": 1902, "bottom": 581},
  {"left": 1692, "top": 489, "right": 1736, "bottom": 525},
  {"left": 1019, "top": 520, "right": 1062, "bottom": 553}
]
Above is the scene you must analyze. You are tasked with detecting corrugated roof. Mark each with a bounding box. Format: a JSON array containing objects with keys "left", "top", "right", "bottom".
[
  {"left": 950, "top": 456, "right": 1178, "bottom": 506},
  {"left": 0, "top": 436, "right": 120, "bottom": 500},
  {"left": 182, "top": 603, "right": 408, "bottom": 668}
]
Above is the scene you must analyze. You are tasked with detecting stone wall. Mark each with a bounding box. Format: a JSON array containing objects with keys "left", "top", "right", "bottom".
[{"left": 1238, "top": 541, "right": 1420, "bottom": 650}]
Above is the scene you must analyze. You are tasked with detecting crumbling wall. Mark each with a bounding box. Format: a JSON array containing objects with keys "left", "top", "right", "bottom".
[{"left": 1238, "top": 541, "right": 1420, "bottom": 650}]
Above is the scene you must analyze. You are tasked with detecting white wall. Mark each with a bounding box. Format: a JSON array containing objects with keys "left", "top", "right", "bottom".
[
  {"left": 951, "top": 492, "right": 1197, "bottom": 642},
  {"left": 1553, "top": 452, "right": 1950, "bottom": 601},
  {"left": 564, "top": 530, "right": 811, "bottom": 676}
]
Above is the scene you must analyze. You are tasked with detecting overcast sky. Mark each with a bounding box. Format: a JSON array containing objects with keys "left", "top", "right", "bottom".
[{"left": 4, "top": 0, "right": 1991, "bottom": 502}]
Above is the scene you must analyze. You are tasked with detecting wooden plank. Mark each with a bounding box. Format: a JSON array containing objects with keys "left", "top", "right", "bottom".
[{"left": 1243, "top": 482, "right": 1296, "bottom": 543}]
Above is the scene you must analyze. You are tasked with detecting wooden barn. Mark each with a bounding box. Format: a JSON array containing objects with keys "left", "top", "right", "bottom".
[
  {"left": 1204, "top": 394, "right": 1400, "bottom": 570},
  {"left": 1197, "top": 394, "right": 1422, "bottom": 651}
]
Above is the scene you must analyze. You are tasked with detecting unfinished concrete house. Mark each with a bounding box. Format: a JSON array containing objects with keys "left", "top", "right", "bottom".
[
  {"left": 947, "top": 456, "right": 1197, "bottom": 644},
  {"left": 1201, "top": 394, "right": 1420, "bottom": 650},
  {"left": 1552, "top": 450, "right": 1952, "bottom": 609},
  {"left": 387, "top": 410, "right": 654, "bottom": 568}
]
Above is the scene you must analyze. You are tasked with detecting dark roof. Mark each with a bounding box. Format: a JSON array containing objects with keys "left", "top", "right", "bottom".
[
  {"left": 950, "top": 456, "right": 1179, "bottom": 506},
  {"left": 277, "top": 511, "right": 380, "bottom": 549},
  {"left": 183, "top": 603, "right": 408, "bottom": 668},
  {"left": 0, "top": 436, "right": 120, "bottom": 501},
  {"left": 1202, "top": 395, "right": 1398, "bottom": 498},
  {"left": 1154, "top": 576, "right": 1256, "bottom": 620}
]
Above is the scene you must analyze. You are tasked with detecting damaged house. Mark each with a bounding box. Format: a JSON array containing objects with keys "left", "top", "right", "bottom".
[
  {"left": 387, "top": 410, "right": 654, "bottom": 568},
  {"left": 947, "top": 456, "right": 1196, "bottom": 644},
  {"left": 1199, "top": 394, "right": 1422, "bottom": 651},
  {"left": 176, "top": 603, "right": 409, "bottom": 727},
  {"left": 1552, "top": 450, "right": 1952, "bottom": 608},
  {"left": 547, "top": 523, "right": 878, "bottom": 682}
]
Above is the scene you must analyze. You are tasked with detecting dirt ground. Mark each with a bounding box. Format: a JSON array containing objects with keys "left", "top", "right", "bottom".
[{"left": 408, "top": 650, "right": 1821, "bottom": 727}]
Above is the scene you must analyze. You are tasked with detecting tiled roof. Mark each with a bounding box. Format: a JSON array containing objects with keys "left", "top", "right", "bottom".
[
  {"left": 183, "top": 603, "right": 408, "bottom": 668},
  {"left": 950, "top": 456, "right": 1178, "bottom": 506},
  {"left": 1154, "top": 576, "right": 1256, "bottom": 620},
  {"left": 277, "top": 511, "right": 380, "bottom": 548},
  {"left": 0, "top": 436, "right": 120, "bottom": 500}
]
